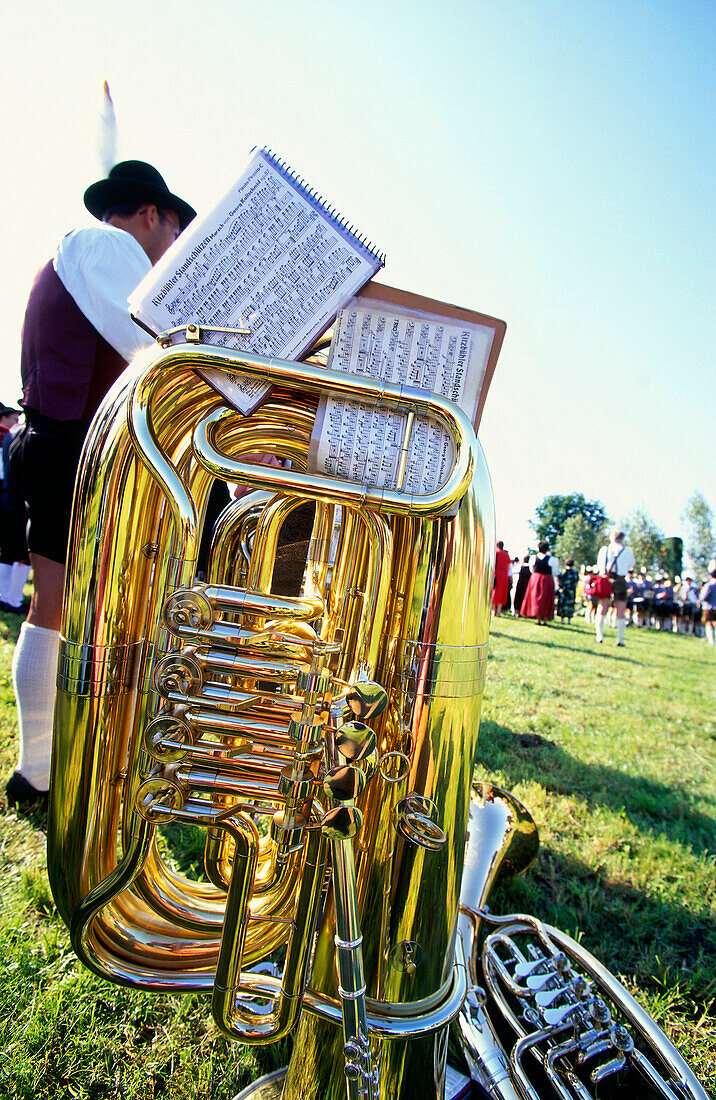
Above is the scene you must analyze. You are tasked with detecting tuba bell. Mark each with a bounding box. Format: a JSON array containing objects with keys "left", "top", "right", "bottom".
[{"left": 47, "top": 338, "right": 708, "bottom": 1099}]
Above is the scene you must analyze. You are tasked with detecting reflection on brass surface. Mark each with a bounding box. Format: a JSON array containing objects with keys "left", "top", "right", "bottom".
[
  {"left": 345, "top": 679, "right": 389, "bottom": 721},
  {"left": 231, "top": 1068, "right": 285, "bottom": 1099},
  {"left": 390, "top": 941, "right": 423, "bottom": 974}
]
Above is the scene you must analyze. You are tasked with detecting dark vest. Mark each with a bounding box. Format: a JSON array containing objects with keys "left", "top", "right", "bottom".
[
  {"left": 21, "top": 261, "right": 127, "bottom": 424},
  {"left": 534, "top": 554, "right": 552, "bottom": 575}
]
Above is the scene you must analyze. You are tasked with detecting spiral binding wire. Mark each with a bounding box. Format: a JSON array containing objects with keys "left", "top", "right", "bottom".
[{"left": 260, "top": 147, "right": 386, "bottom": 268}]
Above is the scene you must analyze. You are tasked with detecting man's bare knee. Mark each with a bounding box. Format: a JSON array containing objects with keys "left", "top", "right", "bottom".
[{"left": 27, "top": 554, "right": 66, "bottom": 632}]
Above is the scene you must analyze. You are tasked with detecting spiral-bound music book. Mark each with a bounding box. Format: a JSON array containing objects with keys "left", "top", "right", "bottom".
[{"left": 129, "top": 148, "right": 384, "bottom": 413}]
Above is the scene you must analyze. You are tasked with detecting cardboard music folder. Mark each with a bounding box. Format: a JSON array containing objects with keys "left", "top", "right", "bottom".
[{"left": 355, "top": 281, "right": 506, "bottom": 431}]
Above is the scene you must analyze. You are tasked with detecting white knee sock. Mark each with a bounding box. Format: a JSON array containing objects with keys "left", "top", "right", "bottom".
[
  {"left": 0, "top": 562, "right": 10, "bottom": 602},
  {"left": 11, "top": 622, "right": 60, "bottom": 790},
  {"left": 595, "top": 611, "right": 605, "bottom": 642},
  {"left": 8, "top": 562, "right": 30, "bottom": 608},
  {"left": 616, "top": 617, "right": 626, "bottom": 645}
]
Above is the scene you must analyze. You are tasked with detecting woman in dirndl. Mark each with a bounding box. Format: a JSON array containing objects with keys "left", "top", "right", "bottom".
[{"left": 521, "top": 541, "right": 559, "bottom": 624}]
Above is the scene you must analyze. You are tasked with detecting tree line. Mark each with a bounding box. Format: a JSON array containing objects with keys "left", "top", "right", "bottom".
[{"left": 530, "top": 491, "right": 715, "bottom": 577}]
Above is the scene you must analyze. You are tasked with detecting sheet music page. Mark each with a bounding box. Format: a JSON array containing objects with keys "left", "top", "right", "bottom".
[
  {"left": 129, "top": 150, "right": 381, "bottom": 413},
  {"left": 309, "top": 297, "right": 495, "bottom": 495}
]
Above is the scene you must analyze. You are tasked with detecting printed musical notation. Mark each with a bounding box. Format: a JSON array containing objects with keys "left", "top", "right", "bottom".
[
  {"left": 315, "top": 398, "right": 456, "bottom": 495},
  {"left": 309, "top": 292, "right": 500, "bottom": 497},
  {"left": 129, "top": 149, "right": 383, "bottom": 413}
]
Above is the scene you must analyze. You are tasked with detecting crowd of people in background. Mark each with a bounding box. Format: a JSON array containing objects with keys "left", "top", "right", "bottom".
[
  {"left": 493, "top": 532, "right": 716, "bottom": 647},
  {"left": 583, "top": 565, "right": 716, "bottom": 645}
]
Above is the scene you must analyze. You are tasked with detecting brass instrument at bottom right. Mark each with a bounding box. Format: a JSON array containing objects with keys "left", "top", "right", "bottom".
[{"left": 455, "top": 783, "right": 708, "bottom": 1100}]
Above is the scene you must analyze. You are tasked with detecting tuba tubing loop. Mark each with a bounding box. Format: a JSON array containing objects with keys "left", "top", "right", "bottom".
[{"left": 129, "top": 340, "right": 476, "bottom": 517}]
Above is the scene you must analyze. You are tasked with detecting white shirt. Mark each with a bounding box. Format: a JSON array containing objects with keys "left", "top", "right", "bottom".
[
  {"left": 529, "top": 553, "right": 560, "bottom": 576},
  {"left": 596, "top": 541, "right": 636, "bottom": 576},
  {"left": 54, "top": 225, "right": 154, "bottom": 362}
]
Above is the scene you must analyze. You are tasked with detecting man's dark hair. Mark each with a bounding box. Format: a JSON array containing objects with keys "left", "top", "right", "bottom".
[
  {"left": 102, "top": 202, "right": 144, "bottom": 222},
  {"left": 102, "top": 202, "right": 175, "bottom": 222},
  {"left": 496, "top": 540, "right": 504, "bottom": 550}
]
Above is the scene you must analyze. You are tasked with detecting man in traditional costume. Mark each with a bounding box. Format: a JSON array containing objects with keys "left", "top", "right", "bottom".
[
  {"left": 594, "top": 529, "right": 636, "bottom": 647},
  {"left": 6, "top": 161, "right": 195, "bottom": 806}
]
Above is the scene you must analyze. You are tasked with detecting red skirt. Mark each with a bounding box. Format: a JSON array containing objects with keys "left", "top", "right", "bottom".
[
  {"left": 492, "top": 575, "right": 510, "bottom": 606},
  {"left": 521, "top": 573, "right": 555, "bottom": 620}
]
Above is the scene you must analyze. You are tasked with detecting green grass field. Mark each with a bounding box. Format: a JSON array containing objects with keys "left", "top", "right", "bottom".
[{"left": 1, "top": 608, "right": 714, "bottom": 1098}]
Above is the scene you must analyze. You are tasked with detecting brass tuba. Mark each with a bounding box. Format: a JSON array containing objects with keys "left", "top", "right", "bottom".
[
  {"left": 48, "top": 335, "right": 493, "bottom": 1099},
  {"left": 48, "top": 337, "right": 708, "bottom": 1099}
]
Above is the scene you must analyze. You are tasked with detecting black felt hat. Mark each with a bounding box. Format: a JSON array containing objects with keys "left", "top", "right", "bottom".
[{"left": 84, "top": 160, "right": 196, "bottom": 230}]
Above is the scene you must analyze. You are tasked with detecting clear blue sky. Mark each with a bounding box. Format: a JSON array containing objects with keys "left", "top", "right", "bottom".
[{"left": 1, "top": 0, "right": 713, "bottom": 560}]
